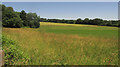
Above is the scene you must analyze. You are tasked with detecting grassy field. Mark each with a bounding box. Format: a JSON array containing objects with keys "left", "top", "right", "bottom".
[{"left": 2, "top": 22, "right": 118, "bottom": 65}]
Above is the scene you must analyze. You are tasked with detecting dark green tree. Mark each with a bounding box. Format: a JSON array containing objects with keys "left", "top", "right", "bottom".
[
  {"left": 2, "top": 5, "right": 23, "bottom": 28},
  {"left": 26, "top": 13, "right": 40, "bottom": 28},
  {"left": 92, "top": 18, "right": 103, "bottom": 25},
  {"left": 76, "top": 18, "right": 83, "bottom": 24},
  {"left": 83, "top": 18, "right": 89, "bottom": 24},
  {"left": 20, "top": 10, "right": 28, "bottom": 26}
]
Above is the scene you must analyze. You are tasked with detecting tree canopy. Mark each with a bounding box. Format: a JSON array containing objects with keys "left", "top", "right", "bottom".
[{"left": 1, "top": 4, "right": 40, "bottom": 28}]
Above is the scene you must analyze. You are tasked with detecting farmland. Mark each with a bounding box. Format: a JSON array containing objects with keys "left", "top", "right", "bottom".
[{"left": 2, "top": 22, "right": 118, "bottom": 65}]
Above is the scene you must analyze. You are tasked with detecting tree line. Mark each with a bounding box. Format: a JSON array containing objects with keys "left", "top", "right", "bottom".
[
  {"left": 1, "top": 4, "right": 120, "bottom": 28},
  {"left": 1, "top": 4, "right": 40, "bottom": 28},
  {"left": 40, "top": 18, "right": 120, "bottom": 27}
]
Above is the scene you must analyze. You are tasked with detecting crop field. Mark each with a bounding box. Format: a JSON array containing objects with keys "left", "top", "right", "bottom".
[{"left": 2, "top": 22, "right": 118, "bottom": 65}]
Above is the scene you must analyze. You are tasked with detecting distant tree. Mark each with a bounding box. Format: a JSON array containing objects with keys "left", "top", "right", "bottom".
[
  {"left": 118, "top": 20, "right": 120, "bottom": 27},
  {"left": 76, "top": 18, "right": 83, "bottom": 24},
  {"left": 40, "top": 18, "right": 47, "bottom": 22},
  {"left": 92, "top": 18, "right": 103, "bottom": 25},
  {"left": 83, "top": 18, "right": 89, "bottom": 24},
  {"left": 106, "top": 21, "right": 112, "bottom": 26},
  {"left": 67, "top": 20, "right": 74, "bottom": 24}
]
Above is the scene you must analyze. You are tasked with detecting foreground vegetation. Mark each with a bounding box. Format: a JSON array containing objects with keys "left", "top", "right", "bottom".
[
  {"left": 2, "top": 22, "right": 118, "bottom": 65},
  {"left": 2, "top": 35, "right": 31, "bottom": 65}
]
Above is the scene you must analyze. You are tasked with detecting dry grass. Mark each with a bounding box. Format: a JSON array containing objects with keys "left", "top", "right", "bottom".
[
  {"left": 2, "top": 27, "right": 118, "bottom": 65},
  {"left": 40, "top": 22, "right": 118, "bottom": 29}
]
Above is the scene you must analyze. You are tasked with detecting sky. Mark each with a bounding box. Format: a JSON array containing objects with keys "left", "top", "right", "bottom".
[
  {"left": 2, "top": 2, "right": 118, "bottom": 20},
  {"left": 2, "top": 0, "right": 120, "bottom": 2}
]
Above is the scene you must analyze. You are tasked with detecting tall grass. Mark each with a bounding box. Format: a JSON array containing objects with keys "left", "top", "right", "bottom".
[{"left": 2, "top": 22, "right": 118, "bottom": 65}]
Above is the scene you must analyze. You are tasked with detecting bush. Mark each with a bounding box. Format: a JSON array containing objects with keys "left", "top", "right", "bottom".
[{"left": 2, "top": 35, "right": 31, "bottom": 65}]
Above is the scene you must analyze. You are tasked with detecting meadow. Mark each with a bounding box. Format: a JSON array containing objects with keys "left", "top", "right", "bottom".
[{"left": 2, "top": 22, "right": 118, "bottom": 65}]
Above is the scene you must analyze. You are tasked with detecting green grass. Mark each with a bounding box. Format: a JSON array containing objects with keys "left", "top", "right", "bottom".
[
  {"left": 2, "top": 22, "right": 118, "bottom": 65},
  {"left": 39, "top": 24, "right": 118, "bottom": 39}
]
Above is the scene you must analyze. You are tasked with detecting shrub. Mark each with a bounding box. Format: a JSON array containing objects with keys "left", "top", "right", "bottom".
[{"left": 2, "top": 35, "right": 31, "bottom": 65}]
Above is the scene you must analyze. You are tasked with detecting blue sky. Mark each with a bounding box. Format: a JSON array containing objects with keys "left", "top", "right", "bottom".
[
  {"left": 2, "top": 2, "right": 118, "bottom": 20},
  {"left": 2, "top": 0, "right": 120, "bottom": 2}
]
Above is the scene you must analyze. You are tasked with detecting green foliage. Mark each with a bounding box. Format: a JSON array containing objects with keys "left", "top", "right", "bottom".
[
  {"left": 76, "top": 18, "right": 82, "bottom": 24},
  {"left": 1, "top": 4, "right": 40, "bottom": 28},
  {"left": 2, "top": 35, "right": 31, "bottom": 65},
  {"left": 20, "top": 10, "right": 27, "bottom": 26},
  {"left": 26, "top": 13, "right": 40, "bottom": 28},
  {"left": 2, "top": 5, "right": 23, "bottom": 28},
  {"left": 40, "top": 18, "right": 119, "bottom": 27},
  {"left": 83, "top": 18, "right": 89, "bottom": 24}
]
